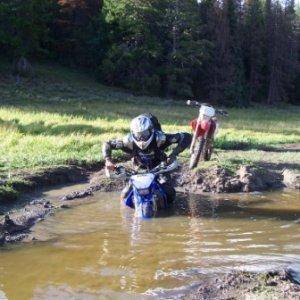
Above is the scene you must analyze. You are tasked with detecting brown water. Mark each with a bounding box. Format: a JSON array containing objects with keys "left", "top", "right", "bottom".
[{"left": 0, "top": 187, "right": 299, "bottom": 299}]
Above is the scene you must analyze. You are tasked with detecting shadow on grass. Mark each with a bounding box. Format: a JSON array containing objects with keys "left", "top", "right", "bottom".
[
  {"left": 2, "top": 115, "right": 298, "bottom": 151},
  {"left": 215, "top": 141, "right": 262, "bottom": 150},
  {"left": 0, "top": 118, "right": 128, "bottom": 136},
  {"left": 2, "top": 99, "right": 191, "bottom": 126},
  {"left": 260, "top": 146, "right": 300, "bottom": 153},
  {"left": 260, "top": 128, "right": 300, "bottom": 135},
  {"left": 215, "top": 140, "right": 300, "bottom": 152},
  {"left": 219, "top": 158, "right": 300, "bottom": 172},
  {"left": 254, "top": 161, "right": 300, "bottom": 171}
]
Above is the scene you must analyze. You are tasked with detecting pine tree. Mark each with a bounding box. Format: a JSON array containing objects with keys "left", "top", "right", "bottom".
[
  {"left": 55, "top": 0, "right": 105, "bottom": 67},
  {"left": 0, "top": 0, "right": 60, "bottom": 59},
  {"left": 265, "top": 0, "right": 298, "bottom": 104},
  {"left": 163, "top": 0, "right": 206, "bottom": 98},
  {"left": 226, "top": 0, "right": 247, "bottom": 106},
  {"left": 244, "top": 0, "right": 265, "bottom": 102},
  {"left": 191, "top": 0, "right": 217, "bottom": 100},
  {"left": 282, "top": 0, "right": 298, "bottom": 102},
  {"left": 205, "top": 0, "right": 246, "bottom": 106},
  {"left": 266, "top": 0, "right": 284, "bottom": 104},
  {"left": 101, "top": 0, "right": 165, "bottom": 93},
  {"left": 101, "top": 0, "right": 207, "bottom": 98}
]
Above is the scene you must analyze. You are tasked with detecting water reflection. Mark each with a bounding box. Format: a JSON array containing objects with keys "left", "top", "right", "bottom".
[
  {"left": 0, "top": 189, "right": 299, "bottom": 299},
  {"left": 173, "top": 192, "right": 300, "bottom": 221}
]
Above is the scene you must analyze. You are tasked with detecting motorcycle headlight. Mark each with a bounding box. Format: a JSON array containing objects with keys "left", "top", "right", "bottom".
[{"left": 138, "top": 188, "right": 150, "bottom": 195}]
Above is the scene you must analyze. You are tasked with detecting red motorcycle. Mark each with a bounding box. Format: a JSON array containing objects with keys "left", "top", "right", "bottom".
[{"left": 187, "top": 100, "right": 228, "bottom": 169}]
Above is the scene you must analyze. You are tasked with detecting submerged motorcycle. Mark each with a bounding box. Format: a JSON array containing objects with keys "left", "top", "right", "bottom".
[
  {"left": 107, "top": 160, "right": 178, "bottom": 218},
  {"left": 187, "top": 100, "right": 228, "bottom": 169}
]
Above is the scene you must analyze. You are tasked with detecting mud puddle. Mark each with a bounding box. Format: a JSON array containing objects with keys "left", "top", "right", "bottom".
[{"left": 0, "top": 189, "right": 299, "bottom": 299}]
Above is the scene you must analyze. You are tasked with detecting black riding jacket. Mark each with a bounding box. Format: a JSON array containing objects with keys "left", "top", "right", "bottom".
[{"left": 102, "top": 131, "right": 191, "bottom": 169}]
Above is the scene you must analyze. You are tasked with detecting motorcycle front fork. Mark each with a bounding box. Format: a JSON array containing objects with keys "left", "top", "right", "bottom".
[
  {"left": 190, "top": 130, "right": 208, "bottom": 154},
  {"left": 190, "top": 116, "right": 202, "bottom": 154}
]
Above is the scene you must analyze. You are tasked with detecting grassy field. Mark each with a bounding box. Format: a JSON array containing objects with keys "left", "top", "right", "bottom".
[{"left": 0, "top": 61, "right": 299, "bottom": 196}]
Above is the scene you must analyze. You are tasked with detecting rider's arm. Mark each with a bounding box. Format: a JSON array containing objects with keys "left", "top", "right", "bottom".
[
  {"left": 159, "top": 132, "right": 192, "bottom": 160},
  {"left": 102, "top": 134, "right": 134, "bottom": 161}
]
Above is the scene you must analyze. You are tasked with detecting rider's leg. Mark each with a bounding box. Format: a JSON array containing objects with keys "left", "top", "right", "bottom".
[
  {"left": 159, "top": 174, "right": 176, "bottom": 204},
  {"left": 121, "top": 183, "right": 134, "bottom": 208},
  {"left": 162, "top": 182, "right": 176, "bottom": 204}
]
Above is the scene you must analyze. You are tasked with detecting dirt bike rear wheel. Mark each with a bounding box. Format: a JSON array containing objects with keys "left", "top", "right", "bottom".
[{"left": 189, "top": 138, "right": 206, "bottom": 169}]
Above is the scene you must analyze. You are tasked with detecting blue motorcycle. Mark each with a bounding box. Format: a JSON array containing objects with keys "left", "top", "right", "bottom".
[{"left": 108, "top": 160, "right": 178, "bottom": 218}]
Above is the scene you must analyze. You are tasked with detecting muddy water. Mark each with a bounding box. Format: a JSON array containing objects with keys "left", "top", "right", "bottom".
[{"left": 0, "top": 188, "right": 299, "bottom": 299}]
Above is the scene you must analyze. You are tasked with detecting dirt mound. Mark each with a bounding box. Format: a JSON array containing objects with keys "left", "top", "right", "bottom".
[
  {"left": 283, "top": 169, "right": 300, "bottom": 189},
  {"left": 0, "top": 165, "right": 90, "bottom": 203},
  {"left": 0, "top": 200, "right": 55, "bottom": 245},
  {"left": 176, "top": 164, "right": 284, "bottom": 194},
  {"left": 184, "top": 270, "right": 300, "bottom": 299},
  {"left": 60, "top": 163, "right": 290, "bottom": 202},
  {"left": 61, "top": 169, "right": 125, "bottom": 201}
]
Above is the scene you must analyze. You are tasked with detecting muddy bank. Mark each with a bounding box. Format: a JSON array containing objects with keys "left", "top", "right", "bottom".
[
  {"left": 0, "top": 193, "right": 98, "bottom": 246},
  {"left": 0, "top": 162, "right": 298, "bottom": 246},
  {"left": 0, "top": 167, "right": 119, "bottom": 246},
  {"left": 183, "top": 269, "right": 300, "bottom": 300},
  {"left": 1, "top": 159, "right": 298, "bottom": 204},
  {"left": 0, "top": 199, "right": 55, "bottom": 245},
  {"left": 0, "top": 164, "right": 99, "bottom": 203},
  {"left": 283, "top": 169, "right": 300, "bottom": 189},
  {"left": 176, "top": 164, "right": 287, "bottom": 194},
  {"left": 62, "top": 163, "right": 299, "bottom": 202},
  {"left": 61, "top": 168, "right": 125, "bottom": 201}
]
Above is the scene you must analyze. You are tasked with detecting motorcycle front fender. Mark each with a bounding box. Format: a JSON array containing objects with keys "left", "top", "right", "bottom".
[
  {"left": 124, "top": 190, "right": 134, "bottom": 209},
  {"left": 134, "top": 194, "right": 157, "bottom": 218}
]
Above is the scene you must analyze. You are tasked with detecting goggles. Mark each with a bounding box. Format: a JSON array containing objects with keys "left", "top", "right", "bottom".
[{"left": 133, "top": 129, "right": 152, "bottom": 142}]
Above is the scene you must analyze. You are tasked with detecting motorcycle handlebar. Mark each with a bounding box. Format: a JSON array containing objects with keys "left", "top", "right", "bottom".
[
  {"left": 186, "top": 100, "right": 229, "bottom": 117},
  {"left": 109, "top": 160, "right": 179, "bottom": 179},
  {"left": 152, "top": 160, "right": 179, "bottom": 175},
  {"left": 216, "top": 109, "right": 229, "bottom": 117},
  {"left": 186, "top": 100, "right": 200, "bottom": 106}
]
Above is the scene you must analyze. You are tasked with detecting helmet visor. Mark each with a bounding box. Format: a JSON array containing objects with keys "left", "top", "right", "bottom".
[{"left": 133, "top": 129, "right": 152, "bottom": 142}]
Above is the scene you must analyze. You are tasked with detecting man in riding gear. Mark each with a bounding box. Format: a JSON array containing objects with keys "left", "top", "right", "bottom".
[{"left": 102, "top": 114, "right": 191, "bottom": 203}]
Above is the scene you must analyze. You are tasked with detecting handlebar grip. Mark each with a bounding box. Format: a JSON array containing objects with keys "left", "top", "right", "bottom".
[
  {"left": 115, "top": 166, "right": 126, "bottom": 175},
  {"left": 217, "top": 110, "right": 228, "bottom": 116},
  {"left": 186, "top": 100, "right": 200, "bottom": 106}
]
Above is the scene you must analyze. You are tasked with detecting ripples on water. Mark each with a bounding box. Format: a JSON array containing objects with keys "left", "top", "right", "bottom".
[{"left": 0, "top": 188, "right": 299, "bottom": 299}]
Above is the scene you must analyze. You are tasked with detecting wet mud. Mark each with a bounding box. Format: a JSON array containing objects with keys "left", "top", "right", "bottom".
[
  {"left": 0, "top": 199, "right": 54, "bottom": 244},
  {"left": 0, "top": 181, "right": 299, "bottom": 298},
  {"left": 176, "top": 164, "right": 286, "bottom": 193},
  {"left": 0, "top": 165, "right": 91, "bottom": 203},
  {"left": 1, "top": 161, "right": 299, "bottom": 247},
  {"left": 62, "top": 162, "right": 299, "bottom": 202},
  {"left": 184, "top": 270, "right": 300, "bottom": 300}
]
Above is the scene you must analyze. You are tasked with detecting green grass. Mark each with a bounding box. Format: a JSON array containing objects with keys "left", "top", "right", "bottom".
[{"left": 0, "top": 61, "right": 299, "bottom": 183}]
